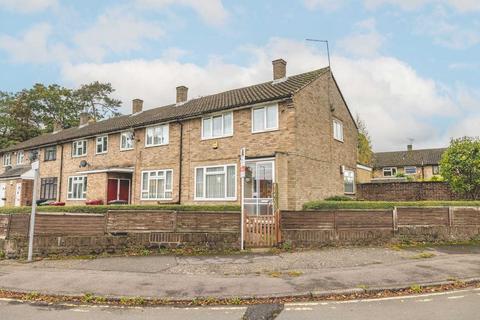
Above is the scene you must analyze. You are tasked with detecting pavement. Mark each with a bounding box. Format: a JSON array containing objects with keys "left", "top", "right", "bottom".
[
  {"left": 1, "top": 288, "right": 479, "bottom": 319},
  {"left": 0, "top": 245, "right": 480, "bottom": 300}
]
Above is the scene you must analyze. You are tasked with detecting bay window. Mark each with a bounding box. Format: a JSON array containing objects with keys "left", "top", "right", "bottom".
[
  {"left": 67, "top": 176, "right": 87, "bottom": 200},
  {"left": 195, "top": 164, "right": 236, "bottom": 200},
  {"left": 202, "top": 112, "right": 233, "bottom": 139},
  {"left": 141, "top": 170, "right": 173, "bottom": 200},
  {"left": 145, "top": 124, "right": 169, "bottom": 146}
]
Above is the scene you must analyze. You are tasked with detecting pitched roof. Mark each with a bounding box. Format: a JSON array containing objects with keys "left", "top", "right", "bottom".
[
  {"left": 0, "top": 165, "right": 31, "bottom": 180},
  {"left": 0, "top": 67, "right": 329, "bottom": 153},
  {"left": 373, "top": 148, "right": 447, "bottom": 168}
]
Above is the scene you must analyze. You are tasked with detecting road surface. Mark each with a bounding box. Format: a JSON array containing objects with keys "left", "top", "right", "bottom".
[{"left": 1, "top": 288, "right": 479, "bottom": 319}]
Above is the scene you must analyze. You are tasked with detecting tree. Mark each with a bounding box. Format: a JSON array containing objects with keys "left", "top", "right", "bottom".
[
  {"left": 356, "top": 114, "right": 373, "bottom": 165},
  {"left": 440, "top": 137, "right": 480, "bottom": 200},
  {"left": 73, "top": 81, "right": 122, "bottom": 120}
]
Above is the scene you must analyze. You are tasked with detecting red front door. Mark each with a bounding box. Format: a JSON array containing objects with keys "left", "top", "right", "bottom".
[{"left": 107, "top": 179, "right": 130, "bottom": 203}]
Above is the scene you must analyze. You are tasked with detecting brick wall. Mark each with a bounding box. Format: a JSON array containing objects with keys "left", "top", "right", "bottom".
[{"left": 356, "top": 181, "right": 460, "bottom": 201}]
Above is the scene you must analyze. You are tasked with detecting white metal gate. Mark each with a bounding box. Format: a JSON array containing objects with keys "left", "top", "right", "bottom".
[{"left": 0, "top": 183, "right": 6, "bottom": 207}]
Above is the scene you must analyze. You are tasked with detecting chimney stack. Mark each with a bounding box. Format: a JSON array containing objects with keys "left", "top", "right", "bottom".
[
  {"left": 79, "top": 112, "right": 90, "bottom": 126},
  {"left": 407, "top": 144, "right": 413, "bottom": 151},
  {"left": 272, "top": 58, "right": 287, "bottom": 80},
  {"left": 53, "top": 121, "right": 63, "bottom": 133},
  {"left": 132, "top": 99, "right": 143, "bottom": 114},
  {"left": 176, "top": 86, "right": 188, "bottom": 104}
]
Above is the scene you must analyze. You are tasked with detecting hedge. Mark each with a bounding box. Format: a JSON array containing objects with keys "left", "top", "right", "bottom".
[
  {"left": 0, "top": 204, "right": 241, "bottom": 215},
  {"left": 303, "top": 200, "right": 480, "bottom": 210}
]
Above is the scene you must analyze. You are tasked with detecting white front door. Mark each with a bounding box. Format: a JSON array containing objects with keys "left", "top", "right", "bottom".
[
  {"left": 0, "top": 183, "right": 6, "bottom": 207},
  {"left": 14, "top": 182, "right": 22, "bottom": 207}
]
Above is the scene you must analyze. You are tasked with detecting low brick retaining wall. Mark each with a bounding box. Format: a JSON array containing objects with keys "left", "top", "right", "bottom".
[
  {"left": 356, "top": 181, "right": 460, "bottom": 201},
  {"left": 281, "top": 207, "right": 480, "bottom": 247}
]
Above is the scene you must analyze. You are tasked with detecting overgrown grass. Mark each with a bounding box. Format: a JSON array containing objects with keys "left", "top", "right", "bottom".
[
  {"left": 303, "top": 200, "right": 480, "bottom": 210},
  {"left": 0, "top": 204, "right": 241, "bottom": 215}
]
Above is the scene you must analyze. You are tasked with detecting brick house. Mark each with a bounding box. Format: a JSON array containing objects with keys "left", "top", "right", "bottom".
[
  {"left": 372, "top": 145, "right": 446, "bottom": 181},
  {"left": 0, "top": 59, "right": 358, "bottom": 211}
]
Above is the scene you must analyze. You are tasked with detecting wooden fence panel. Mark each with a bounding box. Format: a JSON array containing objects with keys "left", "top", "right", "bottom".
[
  {"left": 8, "top": 214, "right": 30, "bottom": 237},
  {"left": 107, "top": 210, "right": 176, "bottom": 233},
  {"left": 0, "top": 214, "right": 10, "bottom": 238},
  {"left": 452, "top": 207, "right": 480, "bottom": 226},
  {"left": 335, "top": 210, "right": 393, "bottom": 229},
  {"left": 34, "top": 213, "right": 105, "bottom": 236},
  {"left": 176, "top": 212, "right": 240, "bottom": 233},
  {"left": 397, "top": 207, "right": 449, "bottom": 226},
  {"left": 281, "top": 211, "right": 334, "bottom": 230}
]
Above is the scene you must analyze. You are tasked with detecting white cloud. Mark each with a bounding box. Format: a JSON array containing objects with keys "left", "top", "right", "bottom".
[
  {"left": 135, "top": 0, "right": 228, "bottom": 26},
  {"left": 0, "top": 0, "right": 57, "bottom": 13},
  {"left": 0, "top": 23, "right": 69, "bottom": 63},
  {"left": 73, "top": 8, "right": 164, "bottom": 62},
  {"left": 61, "top": 38, "right": 461, "bottom": 151},
  {"left": 304, "top": 0, "right": 347, "bottom": 11},
  {"left": 337, "top": 18, "right": 385, "bottom": 57},
  {"left": 364, "top": 0, "right": 480, "bottom": 12}
]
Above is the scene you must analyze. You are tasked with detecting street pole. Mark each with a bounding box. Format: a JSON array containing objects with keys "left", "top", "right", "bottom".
[
  {"left": 240, "top": 147, "right": 246, "bottom": 251},
  {"left": 27, "top": 160, "right": 40, "bottom": 262}
]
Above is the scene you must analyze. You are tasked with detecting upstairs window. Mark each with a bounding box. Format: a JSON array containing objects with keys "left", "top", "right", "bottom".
[
  {"left": 252, "top": 104, "right": 278, "bottom": 133},
  {"left": 202, "top": 112, "right": 233, "bottom": 139},
  {"left": 72, "top": 140, "right": 87, "bottom": 157},
  {"left": 44, "top": 146, "right": 57, "bottom": 161},
  {"left": 120, "top": 131, "right": 134, "bottom": 150},
  {"left": 333, "top": 119, "right": 344, "bottom": 142},
  {"left": 383, "top": 167, "right": 397, "bottom": 177},
  {"left": 3, "top": 153, "right": 11, "bottom": 166},
  {"left": 344, "top": 170, "right": 355, "bottom": 194},
  {"left": 16, "top": 151, "right": 24, "bottom": 165},
  {"left": 96, "top": 135, "right": 108, "bottom": 154},
  {"left": 146, "top": 124, "right": 169, "bottom": 147},
  {"left": 67, "top": 176, "right": 87, "bottom": 200},
  {"left": 404, "top": 166, "right": 417, "bottom": 175}
]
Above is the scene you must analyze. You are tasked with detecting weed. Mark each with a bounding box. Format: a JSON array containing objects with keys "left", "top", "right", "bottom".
[
  {"left": 268, "top": 271, "right": 282, "bottom": 278},
  {"left": 227, "top": 297, "right": 242, "bottom": 305},
  {"left": 119, "top": 296, "right": 145, "bottom": 305},
  {"left": 357, "top": 284, "right": 369, "bottom": 291},
  {"left": 23, "top": 291, "right": 40, "bottom": 301},
  {"left": 287, "top": 271, "right": 303, "bottom": 277},
  {"left": 0, "top": 250, "right": 5, "bottom": 259},
  {"left": 410, "top": 284, "right": 422, "bottom": 293},
  {"left": 411, "top": 252, "right": 435, "bottom": 259}
]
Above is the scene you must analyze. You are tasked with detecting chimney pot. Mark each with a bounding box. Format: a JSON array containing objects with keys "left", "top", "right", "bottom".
[
  {"left": 272, "top": 58, "right": 287, "bottom": 80},
  {"left": 132, "top": 99, "right": 143, "bottom": 114},
  {"left": 176, "top": 86, "right": 188, "bottom": 104},
  {"left": 407, "top": 144, "right": 413, "bottom": 151},
  {"left": 79, "top": 112, "right": 90, "bottom": 126}
]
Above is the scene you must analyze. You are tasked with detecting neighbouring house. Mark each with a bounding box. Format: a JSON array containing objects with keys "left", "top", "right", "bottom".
[
  {"left": 0, "top": 59, "right": 358, "bottom": 211},
  {"left": 356, "top": 163, "right": 373, "bottom": 183},
  {"left": 372, "top": 145, "right": 446, "bottom": 181}
]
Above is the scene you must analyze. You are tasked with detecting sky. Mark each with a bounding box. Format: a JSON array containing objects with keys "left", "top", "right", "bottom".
[{"left": 0, "top": 0, "right": 479, "bottom": 151}]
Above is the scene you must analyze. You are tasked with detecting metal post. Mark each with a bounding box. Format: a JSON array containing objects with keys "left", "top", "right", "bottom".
[
  {"left": 240, "top": 147, "right": 246, "bottom": 251},
  {"left": 27, "top": 161, "right": 40, "bottom": 262}
]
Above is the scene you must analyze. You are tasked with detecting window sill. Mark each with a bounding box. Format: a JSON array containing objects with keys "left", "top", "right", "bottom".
[
  {"left": 72, "top": 155, "right": 87, "bottom": 158},
  {"left": 194, "top": 198, "right": 237, "bottom": 202},
  {"left": 201, "top": 134, "right": 233, "bottom": 141},
  {"left": 120, "top": 148, "right": 134, "bottom": 152},
  {"left": 334, "top": 138, "right": 344, "bottom": 143},
  {"left": 144, "top": 143, "right": 169, "bottom": 148},
  {"left": 251, "top": 128, "right": 279, "bottom": 135},
  {"left": 140, "top": 198, "right": 173, "bottom": 201},
  {"left": 95, "top": 152, "right": 108, "bottom": 155}
]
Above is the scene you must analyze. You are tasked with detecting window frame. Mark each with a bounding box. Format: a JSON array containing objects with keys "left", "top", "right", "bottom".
[
  {"left": 120, "top": 131, "right": 134, "bottom": 151},
  {"left": 95, "top": 135, "right": 108, "bottom": 155},
  {"left": 16, "top": 151, "right": 24, "bottom": 165},
  {"left": 67, "top": 175, "right": 87, "bottom": 200},
  {"left": 3, "top": 153, "right": 11, "bottom": 166},
  {"left": 44, "top": 146, "right": 57, "bottom": 161},
  {"left": 140, "top": 169, "right": 173, "bottom": 200},
  {"left": 194, "top": 164, "right": 237, "bottom": 201},
  {"left": 432, "top": 165, "right": 440, "bottom": 175},
  {"left": 251, "top": 103, "right": 279, "bottom": 133},
  {"left": 40, "top": 177, "right": 58, "bottom": 200},
  {"left": 201, "top": 111, "right": 234, "bottom": 140},
  {"left": 333, "top": 118, "right": 344, "bottom": 142},
  {"left": 72, "top": 140, "right": 87, "bottom": 157},
  {"left": 383, "top": 167, "right": 397, "bottom": 177},
  {"left": 343, "top": 169, "right": 355, "bottom": 194},
  {"left": 145, "top": 124, "right": 169, "bottom": 147},
  {"left": 404, "top": 166, "right": 417, "bottom": 175}
]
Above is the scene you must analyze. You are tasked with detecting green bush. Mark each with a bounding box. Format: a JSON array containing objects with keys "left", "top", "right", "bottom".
[
  {"left": 0, "top": 204, "right": 241, "bottom": 215},
  {"left": 324, "top": 195, "right": 353, "bottom": 201},
  {"left": 303, "top": 200, "right": 480, "bottom": 210}
]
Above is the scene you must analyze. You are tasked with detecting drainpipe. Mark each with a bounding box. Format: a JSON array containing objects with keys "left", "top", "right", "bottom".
[{"left": 175, "top": 121, "right": 183, "bottom": 204}]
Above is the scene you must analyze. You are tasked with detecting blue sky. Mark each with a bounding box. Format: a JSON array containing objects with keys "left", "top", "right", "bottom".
[{"left": 0, "top": 0, "right": 479, "bottom": 151}]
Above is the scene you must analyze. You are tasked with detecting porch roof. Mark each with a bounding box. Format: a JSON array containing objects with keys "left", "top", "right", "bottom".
[{"left": 0, "top": 165, "right": 31, "bottom": 180}]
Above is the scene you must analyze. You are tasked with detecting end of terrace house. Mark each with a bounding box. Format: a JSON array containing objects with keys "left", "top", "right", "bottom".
[{"left": 0, "top": 59, "right": 358, "bottom": 212}]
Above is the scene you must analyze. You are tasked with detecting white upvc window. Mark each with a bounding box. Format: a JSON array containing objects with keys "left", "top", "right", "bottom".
[
  {"left": 72, "top": 140, "right": 87, "bottom": 157},
  {"left": 141, "top": 169, "right": 173, "bottom": 200},
  {"left": 252, "top": 104, "right": 278, "bottom": 133},
  {"left": 202, "top": 112, "right": 233, "bottom": 139},
  {"left": 145, "top": 124, "right": 169, "bottom": 147},
  {"left": 195, "top": 164, "right": 237, "bottom": 201},
  {"left": 3, "top": 153, "right": 11, "bottom": 166},
  {"left": 404, "top": 166, "right": 417, "bottom": 175},
  {"left": 333, "top": 119, "right": 344, "bottom": 142},
  {"left": 383, "top": 167, "right": 397, "bottom": 177},
  {"left": 16, "top": 151, "right": 24, "bottom": 165},
  {"left": 344, "top": 170, "right": 355, "bottom": 194},
  {"left": 120, "top": 131, "right": 134, "bottom": 150},
  {"left": 67, "top": 176, "right": 87, "bottom": 200},
  {"left": 96, "top": 135, "right": 108, "bottom": 154}
]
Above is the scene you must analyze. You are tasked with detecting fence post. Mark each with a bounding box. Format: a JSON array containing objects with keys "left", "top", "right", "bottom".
[
  {"left": 6, "top": 213, "right": 13, "bottom": 239},
  {"left": 392, "top": 207, "right": 398, "bottom": 234},
  {"left": 448, "top": 206, "right": 454, "bottom": 230}
]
